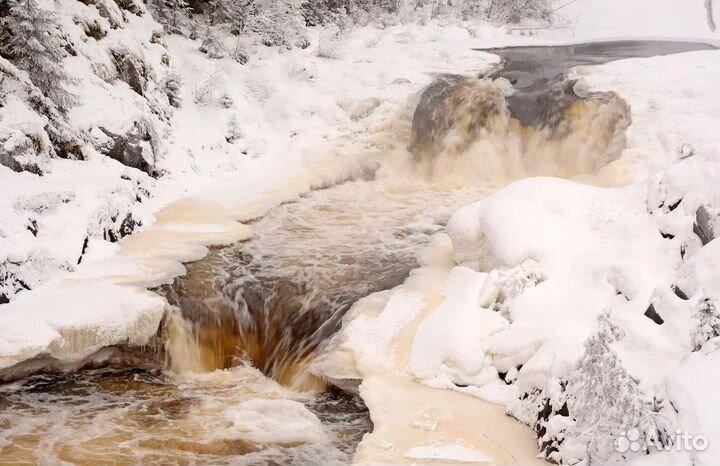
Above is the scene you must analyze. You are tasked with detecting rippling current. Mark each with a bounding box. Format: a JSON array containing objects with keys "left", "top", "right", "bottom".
[{"left": 0, "top": 177, "right": 488, "bottom": 466}]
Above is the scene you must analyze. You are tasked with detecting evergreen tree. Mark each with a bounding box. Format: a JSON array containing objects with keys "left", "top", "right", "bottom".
[
  {"left": 199, "top": 26, "right": 226, "bottom": 58},
  {"left": 691, "top": 297, "right": 720, "bottom": 351},
  {"left": 246, "top": 0, "right": 307, "bottom": 48},
  {"left": 225, "top": 114, "right": 242, "bottom": 143},
  {"left": 154, "top": 0, "right": 190, "bottom": 35},
  {"left": 4, "top": 0, "right": 77, "bottom": 110},
  {"left": 210, "top": 0, "right": 247, "bottom": 31},
  {"left": 565, "top": 312, "right": 659, "bottom": 463}
]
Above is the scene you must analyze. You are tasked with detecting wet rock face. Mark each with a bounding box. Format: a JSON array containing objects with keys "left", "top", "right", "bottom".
[
  {"left": 408, "top": 74, "right": 630, "bottom": 180},
  {"left": 97, "top": 125, "right": 155, "bottom": 175},
  {"left": 409, "top": 75, "right": 509, "bottom": 162}
]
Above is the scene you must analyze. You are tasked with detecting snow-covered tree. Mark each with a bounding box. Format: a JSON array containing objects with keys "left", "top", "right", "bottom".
[
  {"left": 153, "top": 0, "right": 190, "bottom": 35},
  {"left": 199, "top": 26, "right": 227, "bottom": 58},
  {"left": 2, "top": 0, "right": 77, "bottom": 110},
  {"left": 225, "top": 114, "right": 242, "bottom": 143},
  {"left": 210, "top": 0, "right": 248, "bottom": 31},
  {"left": 691, "top": 297, "right": 720, "bottom": 351},
  {"left": 565, "top": 312, "right": 660, "bottom": 464},
  {"left": 707, "top": 0, "right": 717, "bottom": 32},
  {"left": 246, "top": 0, "right": 308, "bottom": 48},
  {"left": 486, "top": 0, "right": 551, "bottom": 24}
]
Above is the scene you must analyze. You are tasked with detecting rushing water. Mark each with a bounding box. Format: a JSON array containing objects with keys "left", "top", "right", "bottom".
[
  {"left": 0, "top": 176, "right": 489, "bottom": 465},
  {"left": 0, "top": 367, "right": 370, "bottom": 465},
  {"left": 1, "top": 40, "right": 714, "bottom": 466}
]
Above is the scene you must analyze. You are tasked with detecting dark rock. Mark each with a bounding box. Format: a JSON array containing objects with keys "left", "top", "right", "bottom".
[
  {"left": 77, "top": 236, "right": 89, "bottom": 265},
  {"left": 558, "top": 401, "right": 569, "bottom": 417},
  {"left": 27, "top": 220, "right": 38, "bottom": 237},
  {"left": 97, "top": 125, "right": 154, "bottom": 175},
  {"left": 644, "top": 304, "right": 664, "bottom": 325},
  {"left": 660, "top": 231, "right": 675, "bottom": 240},
  {"left": 118, "top": 213, "right": 139, "bottom": 237},
  {"left": 693, "top": 205, "right": 717, "bottom": 246},
  {"left": 112, "top": 52, "right": 146, "bottom": 96},
  {"left": 672, "top": 285, "right": 689, "bottom": 301},
  {"left": 667, "top": 198, "right": 682, "bottom": 212}
]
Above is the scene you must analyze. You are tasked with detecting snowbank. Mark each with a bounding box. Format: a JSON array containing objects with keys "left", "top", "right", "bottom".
[{"left": 0, "top": 280, "right": 166, "bottom": 372}]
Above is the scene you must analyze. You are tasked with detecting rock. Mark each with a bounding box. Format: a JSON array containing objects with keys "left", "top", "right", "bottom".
[
  {"left": 112, "top": 51, "right": 147, "bottom": 96},
  {"left": 694, "top": 205, "right": 717, "bottom": 246},
  {"left": 672, "top": 285, "right": 690, "bottom": 300},
  {"left": 644, "top": 304, "right": 664, "bottom": 325},
  {"left": 150, "top": 30, "right": 166, "bottom": 47},
  {"left": 96, "top": 125, "right": 155, "bottom": 175},
  {"left": 409, "top": 75, "right": 509, "bottom": 162}
]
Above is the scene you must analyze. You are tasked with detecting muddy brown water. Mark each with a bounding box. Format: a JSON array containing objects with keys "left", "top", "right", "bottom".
[{"left": 1, "top": 39, "right": 715, "bottom": 466}]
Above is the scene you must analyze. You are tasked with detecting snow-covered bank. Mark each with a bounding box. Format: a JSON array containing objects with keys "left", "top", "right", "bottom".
[{"left": 315, "top": 234, "right": 545, "bottom": 465}]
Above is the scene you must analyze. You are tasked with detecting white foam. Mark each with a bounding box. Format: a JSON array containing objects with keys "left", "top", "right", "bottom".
[{"left": 222, "top": 399, "right": 327, "bottom": 445}]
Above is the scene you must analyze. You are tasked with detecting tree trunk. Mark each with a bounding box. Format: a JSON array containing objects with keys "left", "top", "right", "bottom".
[{"left": 706, "top": 0, "right": 717, "bottom": 31}]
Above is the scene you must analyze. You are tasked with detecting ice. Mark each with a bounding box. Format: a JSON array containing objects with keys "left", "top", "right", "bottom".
[
  {"left": 0, "top": 280, "right": 166, "bottom": 371},
  {"left": 222, "top": 399, "right": 327, "bottom": 445}
]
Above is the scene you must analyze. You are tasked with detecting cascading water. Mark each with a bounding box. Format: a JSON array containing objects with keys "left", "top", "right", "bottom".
[{"left": 1, "top": 39, "right": 710, "bottom": 466}]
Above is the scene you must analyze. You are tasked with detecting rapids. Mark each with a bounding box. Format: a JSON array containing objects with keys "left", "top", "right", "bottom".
[{"left": 1, "top": 39, "right": 714, "bottom": 466}]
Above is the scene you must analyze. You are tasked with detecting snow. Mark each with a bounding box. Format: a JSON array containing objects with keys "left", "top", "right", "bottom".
[
  {"left": 560, "top": 0, "right": 719, "bottom": 42},
  {"left": 409, "top": 266, "right": 509, "bottom": 388},
  {"left": 222, "top": 399, "right": 327, "bottom": 445},
  {"left": 664, "top": 350, "right": 720, "bottom": 466},
  {"left": 0, "top": 280, "right": 166, "bottom": 370}
]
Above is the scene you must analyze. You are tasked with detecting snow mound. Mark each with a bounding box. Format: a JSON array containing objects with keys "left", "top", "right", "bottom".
[
  {"left": 222, "top": 399, "right": 326, "bottom": 445},
  {"left": 409, "top": 266, "right": 510, "bottom": 391},
  {"left": 447, "top": 176, "right": 679, "bottom": 386},
  {"left": 0, "top": 279, "right": 166, "bottom": 372}
]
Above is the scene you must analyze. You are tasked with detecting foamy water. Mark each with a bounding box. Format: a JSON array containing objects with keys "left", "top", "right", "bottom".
[{"left": 0, "top": 366, "right": 370, "bottom": 465}]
